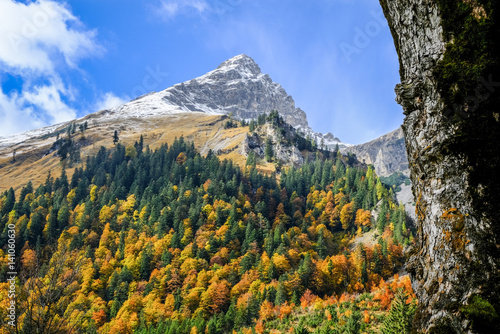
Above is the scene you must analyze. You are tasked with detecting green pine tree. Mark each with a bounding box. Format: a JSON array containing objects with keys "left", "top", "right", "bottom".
[
  {"left": 275, "top": 282, "right": 287, "bottom": 305},
  {"left": 265, "top": 137, "right": 273, "bottom": 162},
  {"left": 381, "top": 289, "right": 416, "bottom": 334},
  {"left": 249, "top": 120, "right": 256, "bottom": 132},
  {"left": 113, "top": 130, "right": 119, "bottom": 145}
]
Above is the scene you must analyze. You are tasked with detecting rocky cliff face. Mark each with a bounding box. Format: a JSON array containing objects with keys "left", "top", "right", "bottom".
[
  {"left": 343, "top": 127, "right": 408, "bottom": 177},
  {"left": 380, "top": 0, "right": 500, "bottom": 332},
  {"left": 242, "top": 123, "right": 305, "bottom": 166}
]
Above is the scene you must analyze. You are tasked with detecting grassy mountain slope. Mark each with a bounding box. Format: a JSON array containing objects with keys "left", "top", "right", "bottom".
[
  {"left": 0, "top": 113, "right": 248, "bottom": 194},
  {"left": 0, "top": 110, "right": 336, "bottom": 195}
]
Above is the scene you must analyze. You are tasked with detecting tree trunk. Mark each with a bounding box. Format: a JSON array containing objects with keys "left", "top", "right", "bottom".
[{"left": 379, "top": 1, "right": 500, "bottom": 332}]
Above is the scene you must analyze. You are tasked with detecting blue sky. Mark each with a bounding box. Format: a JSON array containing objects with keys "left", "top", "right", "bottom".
[{"left": 0, "top": 0, "right": 403, "bottom": 144}]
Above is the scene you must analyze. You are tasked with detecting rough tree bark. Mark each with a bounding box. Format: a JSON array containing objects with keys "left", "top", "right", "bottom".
[{"left": 378, "top": 1, "right": 500, "bottom": 333}]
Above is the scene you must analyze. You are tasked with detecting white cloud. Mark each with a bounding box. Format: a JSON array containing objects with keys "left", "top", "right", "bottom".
[
  {"left": 23, "top": 82, "right": 77, "bottom": 124},
  {"left": 0, "top": 0, "right": 102, "bottom": 74},
  {"left": 0, "top": 79, "right": 77, "bottom": 136},
  {"left": 158, "top": 0, "right": 209, "bottom": 20},
  {"left": 160, "top": 2, "right": 179, "bottom": 17},
  {"left": 94, "top": 92, "right": 128, "bottom": 111},
  {"left": 0, "top": 90, "right": 43, "bottom": 137},
  {"left": 0, "top": 0, "right": 103, "bottom": 137}
]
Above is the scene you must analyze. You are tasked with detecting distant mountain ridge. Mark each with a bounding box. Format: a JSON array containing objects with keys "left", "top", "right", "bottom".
[
  {"left": 343, "top": 127, "right": 409, "bottom": 177},
  {"left": 344, "top": 127, "right": 415, "bottom": 219},
  {"left": 0, "top": 55, "right": 350, "bottom": 193}
]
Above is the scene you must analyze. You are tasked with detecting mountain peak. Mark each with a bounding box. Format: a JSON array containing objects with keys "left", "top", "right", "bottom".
[
  {"left": 92, "top": 54, "right": 346, "bottom": 149},
  {"left": 215, "top": 54, "right": 261, "bottom": 76}
]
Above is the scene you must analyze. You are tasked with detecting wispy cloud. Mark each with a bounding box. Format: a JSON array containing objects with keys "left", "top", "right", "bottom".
[
  {"left": 94, "top": 92, "right": 128, "bottom": 111},
  {"left": 198, "top": 1, "right": 401, "bottom": 144},
  {"left": 22, "top": 81, "right": 78, "bottom": 124},
  {"left": 0, "top": 0, "right": 104, "bottom": 136},
  {"left": 0, "top": 90, "right": 44, "bottom": 136},
  {"left": 157, "top": 0, "right": 209, "bottom": 20}
]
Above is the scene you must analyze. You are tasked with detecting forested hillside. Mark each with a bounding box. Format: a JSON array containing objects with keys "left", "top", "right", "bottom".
[{"left": 0, "top": 129, "right": 416, "bottom": 333}]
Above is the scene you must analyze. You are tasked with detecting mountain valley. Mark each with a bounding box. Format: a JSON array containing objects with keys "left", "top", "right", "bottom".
[{"left": 0, "top": 55, "right": 417, "bottom": 334}]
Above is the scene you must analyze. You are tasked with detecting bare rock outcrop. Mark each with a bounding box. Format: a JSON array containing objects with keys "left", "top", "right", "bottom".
[
  {"left": 242, "top": 123, "right": 305, "bottom": 166},
  {"left": 344, "top": 127, "right": 408, "bottom": 177}
]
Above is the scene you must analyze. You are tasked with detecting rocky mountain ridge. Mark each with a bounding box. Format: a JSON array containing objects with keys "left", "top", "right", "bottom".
[
  {"left": 343, "top": 126, "right": 408, "bottom": 177},
  {"left": 0, "top": 54, "right": 411, "bottom": 197},
  {"left": 0, "top": 55, "right": 352, "bottom": 195},
  {"left": 105, "top": 54, "right": 346, "bottom": 150}
]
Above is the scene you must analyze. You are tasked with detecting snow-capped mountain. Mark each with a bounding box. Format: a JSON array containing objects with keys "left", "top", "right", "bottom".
[
  {"left": 0, "top": 54, "right": 346, "bottom": 150},
  {"left": 105, "top": 54, "right": 346, "bottom": 149}
]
